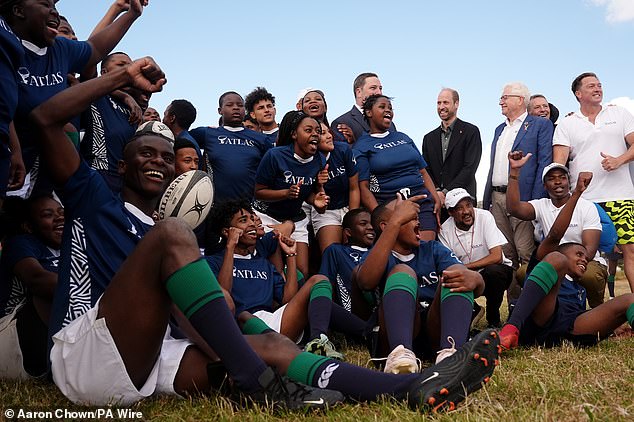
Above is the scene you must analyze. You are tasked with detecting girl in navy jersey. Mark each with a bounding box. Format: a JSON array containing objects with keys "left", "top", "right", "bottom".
[
  {"left": 253, "top": 110, "right": 329, "bottom": 277},
  {"left": 298, "top": 88, "right": 352, "bottom": 144},
  {"left": 353, "top": 95, "right": 441, "bottom": 241},
  {"left": 311, "top": 121, "right": 360, "bottom": 252},
  {"left": 0, "top": 194, "right": 63, "bottom": 378}
]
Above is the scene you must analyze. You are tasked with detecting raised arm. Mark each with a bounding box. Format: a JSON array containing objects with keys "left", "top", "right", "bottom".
[
  {"left": 536, "top": 172, "right": 593, "bottom": 260},
  {"left": 506, "top": 151, "right": 537, "bottom": 220},
  {"left": 30, "top": 57, "right": 165, "bottom": 186},
  {"left": 355, "top": 195, "right": 422, "bottom": 291},
  {"left": 83, "top": 0, "right": 147, "bottom": 71}
]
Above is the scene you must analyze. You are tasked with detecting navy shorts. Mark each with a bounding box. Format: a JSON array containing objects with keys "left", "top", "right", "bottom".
[{"left": 519, "top": 299, "right": 597, "bottom": 347}]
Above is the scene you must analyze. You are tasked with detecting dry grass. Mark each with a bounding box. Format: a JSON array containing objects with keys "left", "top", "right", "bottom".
[{"left": 0, "top": 278, "right": 632, "bottom": 421}]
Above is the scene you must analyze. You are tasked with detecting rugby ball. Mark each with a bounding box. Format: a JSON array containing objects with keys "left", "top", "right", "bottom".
[{"left": 158, "top": 170, "right": 213, "bottom": 229}]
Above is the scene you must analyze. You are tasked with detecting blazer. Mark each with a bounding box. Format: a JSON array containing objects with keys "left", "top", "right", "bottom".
[
  {"left": 482, "top": 114, "right": 553, "bottom": 210},
  {"left": 421, "top": 118, "right": 482, "bottom": 198},
  {"left": 332, "top": 105, "right": 396, "bottom": 142}
]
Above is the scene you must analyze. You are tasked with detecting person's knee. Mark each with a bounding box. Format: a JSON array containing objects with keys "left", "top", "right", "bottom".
[
  {"left": 541, "top": 251, "right": 569, "bottom": 274},
  {"left": 154, "top": 218, "right": 197, "bottom": 249},
  {"left": 388, "top": 264, "right": 416, "bottom": 279}
]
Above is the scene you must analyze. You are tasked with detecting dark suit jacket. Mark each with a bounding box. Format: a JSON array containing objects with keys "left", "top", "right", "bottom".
[
  {"left": 332, "top": 105, "right": 396, "bottom": 142},
  {"left": 421, "top": 118, "right": 482, "bottom": 198},
  {"left": 482, "top": 114, "right": 553, "bottom": 210}
]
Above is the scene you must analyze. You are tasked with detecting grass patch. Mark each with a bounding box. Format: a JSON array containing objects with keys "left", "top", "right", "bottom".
[{"left": 1, "top": 283, "right": 632, "bottom": 421}]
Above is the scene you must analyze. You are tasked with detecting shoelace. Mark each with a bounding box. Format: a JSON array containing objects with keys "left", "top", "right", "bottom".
[{"left": 436, "top": 336, "right": 457, "bottom": 360}]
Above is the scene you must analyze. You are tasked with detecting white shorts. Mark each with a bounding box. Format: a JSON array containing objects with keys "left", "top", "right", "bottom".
[
  {"left": 50, "top": 299, "right": 193, "bottom": 406},
  {"left": 254, "top": 209, "right": 310, "bottom": 244},
  {"left": 310, "top": 206, "right": 348, "bottom": 235},
  {"left": 253, "top": 304, "right": 303, "bottom": 343},
  {"left": 0, "top": 304, "right": 30, "bottom": 380}
]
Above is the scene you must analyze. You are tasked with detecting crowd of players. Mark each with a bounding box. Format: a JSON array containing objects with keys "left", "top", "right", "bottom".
[{"left": 0, "top": 0, "right": 633, "bottom": 413}]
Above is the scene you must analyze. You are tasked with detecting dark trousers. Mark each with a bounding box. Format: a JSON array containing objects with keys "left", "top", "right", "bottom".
[{"left": 481, "top": 263, "right": 514, "bottom": 326}]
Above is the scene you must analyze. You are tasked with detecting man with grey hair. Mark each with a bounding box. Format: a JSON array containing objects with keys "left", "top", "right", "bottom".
[
  {"left": 483, "top": 82, "right": 553, "bottom": 308},
  {"left": 528, "top": 94, "right": 560, "bottom": 127}
]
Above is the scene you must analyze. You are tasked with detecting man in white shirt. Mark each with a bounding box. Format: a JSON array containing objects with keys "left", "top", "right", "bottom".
[
  {"left": 482, "top": 82, "right": 554, "bottom": 306},
  {"left": 553, "top": 72, "right": 634, "bottom": 293},
  {"left": 506, "top": 154, "right": 607, "bottom": 308},
  {"left": 440, "top": 188, "right": 513, "bottom": 327}
]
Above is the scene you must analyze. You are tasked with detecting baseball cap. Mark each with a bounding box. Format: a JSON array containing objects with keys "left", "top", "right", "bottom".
[
  {"left": 541, "top": 163, "right": 569, "bottom": 183},
  {"left": 445, "top": 188, "right": 474, "bottom": 209},
  {"left": 132, "top": 121, "right": 175, "bottom": 143}
]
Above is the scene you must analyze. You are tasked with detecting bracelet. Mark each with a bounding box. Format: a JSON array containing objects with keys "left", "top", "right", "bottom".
[
  {"left": 509, "top": 174, "right": 519, "bottom": 180},
  {"left": 286, "top": 253, "right": 297, "bottom": 257}
]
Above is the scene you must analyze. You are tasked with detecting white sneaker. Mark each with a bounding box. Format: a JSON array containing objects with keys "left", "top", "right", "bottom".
[
  {"left": 384, "top": 345, "right": 420, "bottom": 374},
  {"left": 435, "top": 336, "right": 457, "bottom": 364}
]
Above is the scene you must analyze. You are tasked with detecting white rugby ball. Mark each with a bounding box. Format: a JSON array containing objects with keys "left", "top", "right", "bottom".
[{"left": 158, "top": 170, "right": 213, "bottom": 229}]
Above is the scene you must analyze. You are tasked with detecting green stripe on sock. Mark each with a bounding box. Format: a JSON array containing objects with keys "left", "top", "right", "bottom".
[
  {"left": 527, "top": 261, "right": 559, "bottom": 295},
  {"left": 440, "top": 286, "right": 474, "bottom": 305},
  {"left": 383, "top": 272, "right": 417, "bottom": 301},
  {"left": 626, "top": 303, "right": 634, "bottom": 328},
  {"left": 165, "top": 259, "right": 224, "bottom": 319},
  {"left": 608, "top": 274, "right": 615, "bottom": 283},
  {"left": 242, "top": 317, "right": 272, "bottom": 335},
  {"left": 286, "top": 352, "right": 330, "bottom": 386},
  {"left": 310, "top": 280, "right": 332, "bottom": 301}
]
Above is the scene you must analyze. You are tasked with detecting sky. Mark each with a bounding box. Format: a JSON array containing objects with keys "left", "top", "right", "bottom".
[{"left": 59, "top": 0, "right": 634, "bottom": 199}]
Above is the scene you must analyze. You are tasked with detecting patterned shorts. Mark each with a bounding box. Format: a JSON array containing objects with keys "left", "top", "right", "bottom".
[{"left": 600, "top": 200, "right": 634, "bottom": 245}]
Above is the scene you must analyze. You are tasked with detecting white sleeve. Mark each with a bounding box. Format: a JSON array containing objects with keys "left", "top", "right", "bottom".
[
  {"left": 552, "top": 119, "right": 571, "bottom": 146},
  {"left": 581, "top": 200, "right": 602, "bottom": 231},
  {"left": 480, "top": 211, "right": 508, "bottom": 249},
  {"left": 621, "top": 107, "right": 634, "bottom": 137}
]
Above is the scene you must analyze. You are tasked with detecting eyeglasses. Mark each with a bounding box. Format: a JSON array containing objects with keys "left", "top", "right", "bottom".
[{"left": 500, "top": 95, "right": 522, "bottom": 102}]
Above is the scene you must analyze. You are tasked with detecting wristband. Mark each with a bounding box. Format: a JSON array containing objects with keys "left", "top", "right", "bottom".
[
  {"left": 286, "top": 253, "right": 297, "bottom": 257},
  {"left": 509, "top": 174, "right": 519, "bottom": 180}
]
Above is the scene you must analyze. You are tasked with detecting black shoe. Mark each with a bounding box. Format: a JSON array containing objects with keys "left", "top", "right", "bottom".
[
  {"left": 407, "top": 329, "right": 500, "bottom": 412},
  {"left": 243, "top": 367, "right": 344, "bottom": 410}
]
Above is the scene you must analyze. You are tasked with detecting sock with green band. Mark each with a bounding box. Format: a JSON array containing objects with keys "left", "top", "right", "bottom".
[
  {"left": 242, "top": 316, "right": 274, "bottom": 335},
  {"left": 308, "top": 280, "right": 333, "bottom": 339},
  {"left": 165, "top": 259, "right": 267, "bottom": 392},
  {"left": 287, "top": 352, "right": 419, "bottom": 401},
  {"left": 626, "top": 303, "right": 634, "bottom": 328},
  {"left": 509, "top": 260, "right": 560, "bottom": 329},
  {"left": 382, "top": 272, "right": 417, "bottom": 350},
  {"left": 440, "top": 287, "right": 474, "bottom": 348}
]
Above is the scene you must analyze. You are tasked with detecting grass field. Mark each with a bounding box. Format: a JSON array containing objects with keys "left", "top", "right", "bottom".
[{"left": 1, "top": 279, "right": 632, "bottom": 421}]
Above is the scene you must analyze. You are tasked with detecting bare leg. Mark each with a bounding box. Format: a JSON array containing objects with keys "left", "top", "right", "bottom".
[
  {"left": 316, "top": 225, "right": 343, "bottom": 254},
  {"left": 97, "top": 219, "right": 201, "bottom": 388},
  {"left": 620, "top": 244, "right": 634, "bottom": 292},
  {"left": 296, "top": 241, "right": 309, "bottom": 278},
  {"left": 280, "top": 275, "right": 327, "bottom": 340},
  {"left": 572, "top": 293, "right": 634, "bottom": 337}
]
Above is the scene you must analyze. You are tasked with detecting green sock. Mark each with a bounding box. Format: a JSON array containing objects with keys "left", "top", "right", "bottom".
[
  {"left": 286, "top": 352, "right": 330, "bottom": 386},
  {"left": 165, "top": 259, "right": 224, "bottom": 318},
  {"left": 626, "top": 303, "right": 634, "bottom": 328},
  {"left": 242, "top": 317, "right": 273, "bottom": 335}
]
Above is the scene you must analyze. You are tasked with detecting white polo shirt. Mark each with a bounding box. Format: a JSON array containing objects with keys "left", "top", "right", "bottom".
[
  {"left": 439, "top": 208, "right": 512, "bottom": 267},
  {"left": 553, "top": 105, "right": 634, "bottom": 202},
  {"left": 528, "top": 196, "right": 603, "bottom": 263}
]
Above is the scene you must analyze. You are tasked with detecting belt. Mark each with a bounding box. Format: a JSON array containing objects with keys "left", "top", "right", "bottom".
[{"left": 491, "top": 185, "right": 507, "bottom": 193}]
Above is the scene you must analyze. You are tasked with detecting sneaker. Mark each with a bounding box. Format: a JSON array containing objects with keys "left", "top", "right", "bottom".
[
  {"left": 243, "top": 367, "right": 344, "bottom": 410},
  {"left": 304, "top": 334, "right": 345, "bottom": 360},
  {"left": 499, "top": 324, "right": 519, "bottom": 351},
  {"left": 407, "top": 329, "right": 500, "bottom": 412},
  {"left": 435, "top": 336, "right": 457, "bottom": 364},
  {"left": 383, "top": 345, "right": 420, "bottom": 374}
]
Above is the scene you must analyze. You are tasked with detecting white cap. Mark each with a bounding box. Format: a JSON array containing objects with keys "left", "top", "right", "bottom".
[
  {"left": 445, "top": 188, "right": 474, "bottom": 209},
  {"left": 134, "top": 121, "right": 175, "bottom": 143},
  {"left": 541, "top": 163, "right": 569, "bottom": 183}
]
